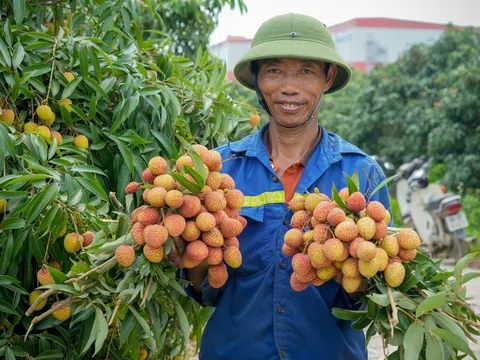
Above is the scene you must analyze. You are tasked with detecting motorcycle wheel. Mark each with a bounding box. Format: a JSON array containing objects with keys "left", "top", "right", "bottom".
[{"left": 451, "top": 232, "right": 467, "bottom": 261}]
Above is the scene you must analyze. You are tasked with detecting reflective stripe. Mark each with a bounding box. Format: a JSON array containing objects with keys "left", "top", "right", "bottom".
[
  {"left": 243, "top": 191, "right": 285, "bottom": 207},
  {"left": 243, "top": 191, "right": 307, "bottom": 207}
]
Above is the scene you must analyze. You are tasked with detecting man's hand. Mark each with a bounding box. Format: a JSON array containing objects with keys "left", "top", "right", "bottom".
[{"left": 168, "top": 236, "right": 187, "bottom": 268}]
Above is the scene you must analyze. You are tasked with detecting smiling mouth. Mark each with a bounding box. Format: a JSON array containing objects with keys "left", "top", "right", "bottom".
[{"left": 278, "top": 102, "right": 304, "bottom": 111}]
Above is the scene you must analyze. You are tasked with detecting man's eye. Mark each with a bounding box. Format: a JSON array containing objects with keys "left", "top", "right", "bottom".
[
  {"left": 302, "top": 69, "right": 313, "bottom": 74},
  {"left": 268, "top": 69, "right": 281, "bottom": 74}
]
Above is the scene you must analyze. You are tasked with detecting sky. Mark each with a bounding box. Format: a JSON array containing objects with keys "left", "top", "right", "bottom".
[{"left": 210, "top": 0, "right": 480, "bottom": 44}]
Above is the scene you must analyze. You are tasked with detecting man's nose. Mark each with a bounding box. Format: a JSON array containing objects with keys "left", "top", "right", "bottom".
[{"left": 279, "top": 73, "right": 302, "bottom": 95}]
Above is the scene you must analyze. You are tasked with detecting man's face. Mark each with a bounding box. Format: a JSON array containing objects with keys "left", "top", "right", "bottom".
[{"left": 257, "top": 58, "right": 336, "bottom": 127}]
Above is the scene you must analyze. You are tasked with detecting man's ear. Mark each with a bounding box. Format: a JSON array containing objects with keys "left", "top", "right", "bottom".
[{"left": 324, "top": 64, "right": 338, "bottom": 92}]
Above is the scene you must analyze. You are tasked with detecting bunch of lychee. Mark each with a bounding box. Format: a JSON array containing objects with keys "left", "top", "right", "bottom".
[
  {"left": 283, "top": 188, "right": 421, "bottom": 293},
  {"left": 118, "top": 144, "right": 247, "bottom": 289}
]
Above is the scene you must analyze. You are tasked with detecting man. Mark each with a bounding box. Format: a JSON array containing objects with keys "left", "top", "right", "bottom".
[{"left": 183, "top": 13, "right": 391, "bottom": 360}]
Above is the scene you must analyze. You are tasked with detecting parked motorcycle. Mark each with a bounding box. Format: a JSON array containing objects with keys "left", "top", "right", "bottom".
[{"left": 389, "top": 156, "right": 473, "bottom": 260}]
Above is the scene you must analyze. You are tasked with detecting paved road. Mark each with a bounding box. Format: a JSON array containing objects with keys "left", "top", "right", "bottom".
[{"left": 187, "top": 266, "right": 480, "bottom": 359}]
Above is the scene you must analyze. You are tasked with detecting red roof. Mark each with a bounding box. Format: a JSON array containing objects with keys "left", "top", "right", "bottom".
[
  {"left": 329, "top": 17, "right": 448, "bottom": 32},
  {"left": 225, "top": 35, "right": 252, "bottom": 43}
]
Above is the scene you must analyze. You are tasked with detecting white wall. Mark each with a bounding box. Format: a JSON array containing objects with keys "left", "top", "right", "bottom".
[{"left": 332, "top": 27, "right": 444, "bottom": 64}]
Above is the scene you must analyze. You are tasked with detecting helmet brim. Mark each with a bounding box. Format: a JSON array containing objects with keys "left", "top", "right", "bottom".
[{"left": 233, "top": 39, "right": 352, "bottom": 94}]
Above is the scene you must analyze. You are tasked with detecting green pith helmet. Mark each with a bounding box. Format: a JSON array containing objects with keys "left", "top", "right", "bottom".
[{"left": 234, "top": 13, "right": 351, "bottom": 94}]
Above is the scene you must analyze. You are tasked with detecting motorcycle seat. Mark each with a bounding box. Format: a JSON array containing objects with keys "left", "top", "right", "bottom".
[{"left": 425, "top": 193, "right": 460, "bottom": 211}]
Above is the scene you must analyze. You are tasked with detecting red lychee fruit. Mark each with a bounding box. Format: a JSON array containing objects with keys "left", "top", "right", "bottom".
[
  {"left": 195, "top": 212, "right": 216, "bottom": 232},
  {"left": 185, "top": 240, "right": 209, "bottom": 261},
  {"left": 143, "top": 245, "right": 164, "bottom": 263},
  {"left": 397, "top": 228, "right": 421, "bottom": 250},
  {"left": 178, "top": 194, "right": 201, "bottom": 218},
  {"left": 224, "top": 246, "right": 242, "bottom": 268},
  {"left": 334, "top": 221, "right": 359, "bottom": 242},
  {"left": 313, "top": 201, "right": 334, "bottom": 223},
  {"left": 181, "top": 221, "right": 201, "bottom": 242},
  {"left": 208, "top": 263, "right": 228, "bottom": 288},
  {"left": 290, "top": 272, "right": 310, "bottom": 291},
  {"left": 144, "top": 224, "right": 169, "bottom": 248},
  {"left": 202, "top": 227, "right": 224, "bottom": 247},
  {"left": 142, "top": 169, "right": 156, "bottom": 184},
  {"left": 137, "top": 207, "right": 160, "bottom": 226},
  {"left": 347, "top": 192, "right": 366, "bottom": 213},
  {"left": 115, "top": 245, "right": 135, "bottom": 267},
  {"left": 224, "top": 189, "right": 244, "bottom": 210},
  {"left": 219, "top": 218, "right": 243, "bottom": 238},
  {"left": 292, "top": 253, "right": 313, "bottom": 276},
  {"left": 207, "top": 247, "right": 223, "bottom": 265},
  {"left": 219, "top": 174, "right": 235, "bottom": 190},
  {"left": 204, "top": 191, "right": 227, "bottom": 212},
  {"left": 164, "top": 214, "right": 186, "bottom": 237},
  {"left": 132, "top": 222, "right": 145, "bottom": 245},
  {"left": 366, "top": 201, "right": 386, "bottom": 222},
  {"left": 284, "top": 228, "right": 304, "bottom": 248},
  {"left": 290, "top": 210, "right": 310, "bottom": 228},
  {"left": 148, "top": 156, "right": 168, "bottom": 176},
  {"left": 327, "top": 207, "right": 346, "bottom": 227},
  {"left": 125, "top": 182, "right": 141, "bottom": 194}
]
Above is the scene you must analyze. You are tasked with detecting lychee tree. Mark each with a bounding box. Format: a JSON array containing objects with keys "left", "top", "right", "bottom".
[{"left": 0, "top": 0, "right": 254, "bottom": 359}]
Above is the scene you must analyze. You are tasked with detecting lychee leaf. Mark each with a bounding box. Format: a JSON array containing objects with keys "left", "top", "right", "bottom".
[
  {"left": 426, "top": 335, "right": 443, "bottom": 360},
  {"left": 183, "top": 165, "right": 205, "bottom": 189},
  {"left": 432, "top": 328, "right": 476, "bottom": 359},
  {"left": 368, "top": 174, "right": 398, "bottom": 201},
  {"left": 170, "top": 171, "right": 202, "bottom": 194},
  {"left": 94, "top": 307, "right": 108, "bottom": 355},
  {"left": 351, "top": 316, "right": 372, "bottom": 330},
  {"left": 332, "top": 308, "right": 367, "bottom": 321},
  {"left": 188, "top": 148, "right": 206, "bottom": 181},
  {"left": 403, "top": 322, "right": 424, "bottom": 360},
  {"left": 454, "top": 251, "right": 480, "bottom": 284},
  {"left": 343, "top": 172, "right": 359, "bottom": 194},
  {"left": 331, "top": 182, "right": 349, "bottom": 211},
  {"left": 367, "top": 293, "right": 390, "bottom": 307},
  {"left": 45, "top": 265, "right": 68, "bottom": 284}
]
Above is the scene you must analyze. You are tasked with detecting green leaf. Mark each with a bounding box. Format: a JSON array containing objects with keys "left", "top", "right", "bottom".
[
  {"left": 111, "top": 137, "right": 134, "bottom": 176},
  {"left": 331, "top": 308, "right": 368, "bottom": 321},
  {"left": 426, "top": 335, "right": 443, "bottom": 360},
  {"left": 151, "top": 130, "right": 179, "bottom": 160},
  {"left": 38, "top": 284, "right": 80, "bottom": 296},
  {"left": 75, "top": 175, "right": 108, "bottom": 201},
  {"left": 45, "top": 266, "right": 68, "bottom": 284},
  {"left": 416, "top": 294, "right": 448, "bottom": 317},
  {"left": 70, "top": 165, "right": 106, "bottom": 176},
  {"left": 331, "top": 182, "right": 349, "bottom": 211},
  {"left": 170, "top": 171, "right": 202, "bottom": 194},
  {"left": 13, "top": 0, "right": 26, "bottom": 25},
  {"left": 432, "top": 328, "right": 476, "bottom": 359},
  {"left": 461, "top": 271, "right": 480, "bottom": 284},
  {"left": 344, "top": 172, "right": 359, "bottom": 195},
  {"left": 183, "top": 165, "right": 205, "bottom": 189},
  {"left": 24, "top": 183, "right": 59, "bottom": 225},
  {"left": 0, "top": 217, "right": 25, "bottom": 230},
  {"left": 12, "top": 41, "right": 25, "bottom": 69},
  {"left": 129, "top": 306, "right": 153, "bottom": 339},
  {"left": 0, "top": 300, "right": 19, "bottom": 316},
  {"left": 368, "top": 174, "right": 398, "bottom": 200},
  {"left": 403, "top": 322, "right": 424, "bottom": 360},
  {"left": 0, "top": 234, "right": 12, "bottom": 274},
  {"left": 0, "top": 39, "right": 11, "bottom": 68},
  {"left": 35, "top": 350, "right": 64, "bottom": 359},
  {"left": 351, "top": 316, "right": 372, "bottom": 330},
  {"left": 367, "top": 293, "right": 390, "bottom": 307},
  {"left": 61, "top": 76, "right": 82, "bottom": 99},
  {"left": 454, "top": 251, "right": 479, "bottom": 282},
  {"left": 79, "top": 46, "right": 89, "bottom": 78},
  {"left": 432, "top": 312, "right": 468, "bottom": 344},
  {"left": 84, "top": 77, "right": 110, "bottom": 102},
  {"left": 111, "top": 93, "right": 139, "bottom": 132},
  {"left": 94, "top": 307, "right": 108, "bottom": 355},
  {"left": 120, "top": 310, "right": 136, "bottom": 344},
  {"left": 174, "top": 299, "right": 190, "bottom": 343}
]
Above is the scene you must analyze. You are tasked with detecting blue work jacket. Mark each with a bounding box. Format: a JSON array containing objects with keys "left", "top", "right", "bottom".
[{"left": 193, "top": 124, "right": 391, "bottom": 360}]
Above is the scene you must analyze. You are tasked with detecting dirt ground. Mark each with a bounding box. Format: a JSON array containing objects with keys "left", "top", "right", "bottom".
[{"left": 187, "top": 265, "right": 480, "bottom": 360}]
